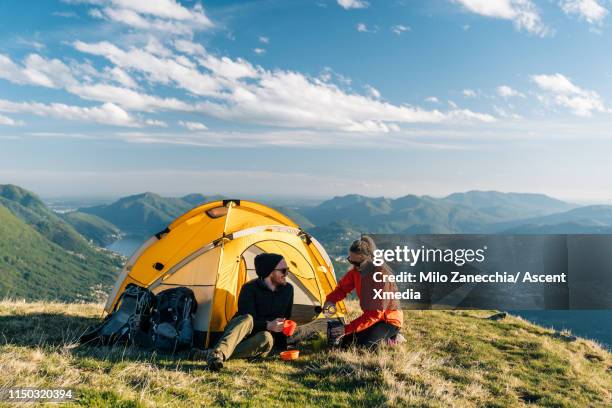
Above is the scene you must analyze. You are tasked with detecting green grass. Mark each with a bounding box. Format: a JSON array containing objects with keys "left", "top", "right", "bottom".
[{"left": 0, "top": 300, "right": 609, "bottom": 407}]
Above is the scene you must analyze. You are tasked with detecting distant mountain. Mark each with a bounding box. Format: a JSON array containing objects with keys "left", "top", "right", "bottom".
[
  {"left": 443, "top": 191, "right": 576, "bottom": 221},
  {"left": 62, "top": 211, "right": 123, "bottom": 247},
  {"left": 299, "top": 193, "right": 500, "bottom": 234},
  {"left": 78, "top": 193, "right": 316, "bottom": 239},
  {"left": 274, "top": 206, "right": 315, "bottom": 229},
  {"left": 73, "top": 189, "right": 609, "bottom": 259},
  {"left": 0, "top": 185, "right": 123, "bottom": 301},
  {"left": 80, "top": 192, "right": 194, "bottom": 236},
  {"left": 292, "top": 191, "right": 585, "bottom": 259}
]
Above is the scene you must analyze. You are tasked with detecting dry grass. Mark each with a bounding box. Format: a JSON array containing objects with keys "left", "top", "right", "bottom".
[{"left": 0, "top": 299, "right": 610, "bottom": 407}]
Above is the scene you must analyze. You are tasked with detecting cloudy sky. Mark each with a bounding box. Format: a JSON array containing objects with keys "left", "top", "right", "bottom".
[{"left": 1, "top": 0, "right": 612, "bottom": 201}]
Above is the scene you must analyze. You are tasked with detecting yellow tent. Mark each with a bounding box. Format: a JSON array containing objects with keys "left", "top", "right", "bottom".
[{"left": 104, "top": 199, "right": 346, "bottom": 347}]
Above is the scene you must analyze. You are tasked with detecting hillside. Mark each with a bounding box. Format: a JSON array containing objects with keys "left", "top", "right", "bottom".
[
  {"left": 0, "top": 185, "right": 123, "bottom": 301},
  {"left": 80, "top": 192, "right": 193, "bottom": 237},
  {"left": 79, "top": 193, "right": 230, "bottom": 239},
  {"left": 0, "top": 185, "right": 97, "bottom": 254},
  {"left": 298, "top": 192, "right": 577, "bottom": 235},
  {"left": 0, "top": 300, "right": 609, "bottom": 407},
  {"left": 62, "top": 211, "right": 123, "bottom": 247},
  {"left": 443, "top": 191, "right": 576, "bottom": 220},
  {"left": 0, "top": 206, "right": 121, "bottom": 301}
]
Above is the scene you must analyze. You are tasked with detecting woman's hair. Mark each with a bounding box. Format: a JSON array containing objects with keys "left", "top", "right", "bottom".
[{"left": 349, "top": 235, "right": 376, "bottom": 256}]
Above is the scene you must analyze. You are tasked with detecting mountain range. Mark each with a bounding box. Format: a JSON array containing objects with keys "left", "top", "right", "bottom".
[
  {"left": 59, "top": 189, "right": 612, "bottom": 260},
  {"left": 4, "top": 184, "right": 612, "bottom": 302}
]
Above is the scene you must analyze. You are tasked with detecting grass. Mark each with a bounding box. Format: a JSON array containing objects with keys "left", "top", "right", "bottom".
[{"left": 0, "top": 299, "right": 610, "bottom": 407}]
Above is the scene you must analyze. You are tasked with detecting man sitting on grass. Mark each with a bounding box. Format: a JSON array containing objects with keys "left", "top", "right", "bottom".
[{"left": 194, "top": 253, "right": 294, "bottom": 371}]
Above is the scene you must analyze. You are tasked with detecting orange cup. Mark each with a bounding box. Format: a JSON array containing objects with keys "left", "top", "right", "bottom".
[
  {"left": 280, "top": 349, "right": 299, "bottom": 361},
  {"left": 282, "top": 319, "right": 297, "bottom": 336}
]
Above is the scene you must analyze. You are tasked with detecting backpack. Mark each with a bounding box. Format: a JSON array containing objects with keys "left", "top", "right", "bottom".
[
  {"left": 149, "top": 287, "right": 197, "bottom": 353},
  {"left": 79, "top": 283, "right": 155, "bottom": 346}
]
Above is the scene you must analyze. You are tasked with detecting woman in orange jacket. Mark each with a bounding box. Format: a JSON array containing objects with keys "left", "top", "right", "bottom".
[{"left": 324, "top": 236, "right": 403, "bottom": 348}]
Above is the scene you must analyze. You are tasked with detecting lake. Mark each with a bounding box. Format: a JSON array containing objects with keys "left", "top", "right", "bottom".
[
  {"left": 512, "top": 310, "right": 611, "bottom": 350},
  {"left": 106, "top": 236, "right": 146, "bottom": 258}
]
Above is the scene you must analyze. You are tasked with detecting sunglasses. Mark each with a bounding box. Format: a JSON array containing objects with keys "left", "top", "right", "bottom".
[
  {"left": 346, "top": 257, "right": 362, "bottom": 267},
  {"left": 273, "top": 268, "right": 290, "bottom": 276}
]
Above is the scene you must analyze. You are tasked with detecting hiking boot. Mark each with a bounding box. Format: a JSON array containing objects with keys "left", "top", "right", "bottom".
[
  {"left": 206, "top": 349, "right": 225, "bottom": 371},
  {"left": 189, "top": 348, "right": 209, "bottom": 361}
]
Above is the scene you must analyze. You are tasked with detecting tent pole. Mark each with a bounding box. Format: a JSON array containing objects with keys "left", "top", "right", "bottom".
[{"left": 204, "top": 201, "right": 235, "bottom": 348}]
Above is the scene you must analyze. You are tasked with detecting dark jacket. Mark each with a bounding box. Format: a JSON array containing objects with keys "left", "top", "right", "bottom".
[{"left": 236, "top": 278, "right": 294, "bottom": 347}]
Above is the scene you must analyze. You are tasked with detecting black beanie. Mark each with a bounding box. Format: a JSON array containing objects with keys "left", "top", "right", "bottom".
[{"left": 254, "top": 253, "right": 284, "bottom": 279}]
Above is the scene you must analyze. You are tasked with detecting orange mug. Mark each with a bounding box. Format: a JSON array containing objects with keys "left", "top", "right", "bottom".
[
  {"left": 280, "top": 349, "right": 299, "bottom": 361},
  {"left": 282, "top": 319, "right": 297, "bottom": 336}
]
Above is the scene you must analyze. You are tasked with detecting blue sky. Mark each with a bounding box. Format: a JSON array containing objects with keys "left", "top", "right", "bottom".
[{"left": 1, "top": 0, "right": 612, "bottom": 201}]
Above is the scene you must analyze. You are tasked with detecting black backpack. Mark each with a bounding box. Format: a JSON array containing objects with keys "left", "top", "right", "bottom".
[
  {"left": 79, "top": 283, "right": 155, "bottom": 346},
  {"left": 149, "top": 287, "right": 197, "bottom": 353}
]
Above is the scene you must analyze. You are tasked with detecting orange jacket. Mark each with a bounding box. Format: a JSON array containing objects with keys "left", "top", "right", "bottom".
[{"left": 326, "top": 267, "right": 403, "bottom": 335}]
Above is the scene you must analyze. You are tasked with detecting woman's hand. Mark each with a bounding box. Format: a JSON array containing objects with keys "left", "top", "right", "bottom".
[
  {"left": 266, "top": 318, "right": 285, "bottom": 332},
  {"left": 323, "top": 300, "right": 335, "bottom": 311}
]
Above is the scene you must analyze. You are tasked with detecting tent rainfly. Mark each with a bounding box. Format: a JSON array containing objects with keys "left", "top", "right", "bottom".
[{"left": 104, "top": 199, "right": 346, "bottom": 347}]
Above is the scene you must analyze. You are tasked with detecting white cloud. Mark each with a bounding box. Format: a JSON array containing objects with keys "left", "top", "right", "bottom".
[
  {"left": 174, "top": 39, "right": 206, "bottom": 55},
  {"left": 391, "top": 25, "right": 410, "bottom": 35},
  {"left": 1, "top": 19, "right": 496, "bottom": 135},
  {"left": 452, "top": 0, "right": 550, "bottom": 36},
  {"left": 0, "top": 53, "right": 77, "bottom": 88},
  {"left": 448, "top": 100, "right": 459, "bottom": 109},
  {"left": 462, "top": 88, "right": 477, "bottom": 97},
  {"left": 104, "top": 66, "right": 138, "bottom": 88},
  {"left": 69, "top": 83, "right": 193, "bottom": 111},
  {"left": 448, "top": 109, "right": 496, "bottom": 122},
  {"left": 560, "top": 0, "right": 608, "bottom": 24},
  {"left": 0, "top": 99, "right": 141, "bottom": 127},
  {"left": 497, "top": 85, "right": 525, "bottom": 98},
  {"left": 16, "top": 37, "right": 45, "bottom": 50},
  {"left": 531, "top": 73, "right": 583, "bottom": 94},
  {"left": 259, "top": 36, "right": 269, "bottom": 44},
  {"left": 179, "top": 120, "right": 208, "bottom": 131},
  {"left": 356, "top": 23, "right": 369, "bottom": 32},
  {"left": 71, "top": 41, "right": 489, "bottom": 133},
  {"left": 197, "top": 55, "right": 258, "bottom": 80},
  {"left": 364, "top": 84, "right": 381, "bottom": 99},
  {"left": 0, "top": 113, "right": 22, "bottom": 126},
  {"left": 195, "top": 70, "right": 495, "bottom": 132},
  {"left": 144, "top": 118, "right": 167, "bottom": 127},
  {"left": 493, "top": 105, "right": 522, "bottom": 119},
  {"left": 83, "top": 0, "right": 213, "bottom": 36},
  {"left": 531, "top": 73, "right": 605, "bottom": 116},
  {"left": 73, "top": 40, "right": 221, "bottom": 96},
  {"left": 425, "top": 96, "right": 440, "bottom": 103},
  {"left": 337, "top": 0, "right": 369, "bottom": 9},
  {"left": 253, "top": 48, "right": 266, "bottom": 55},
  {"left": 0, "top": 53, "right": 192, "bottom": 113}
]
